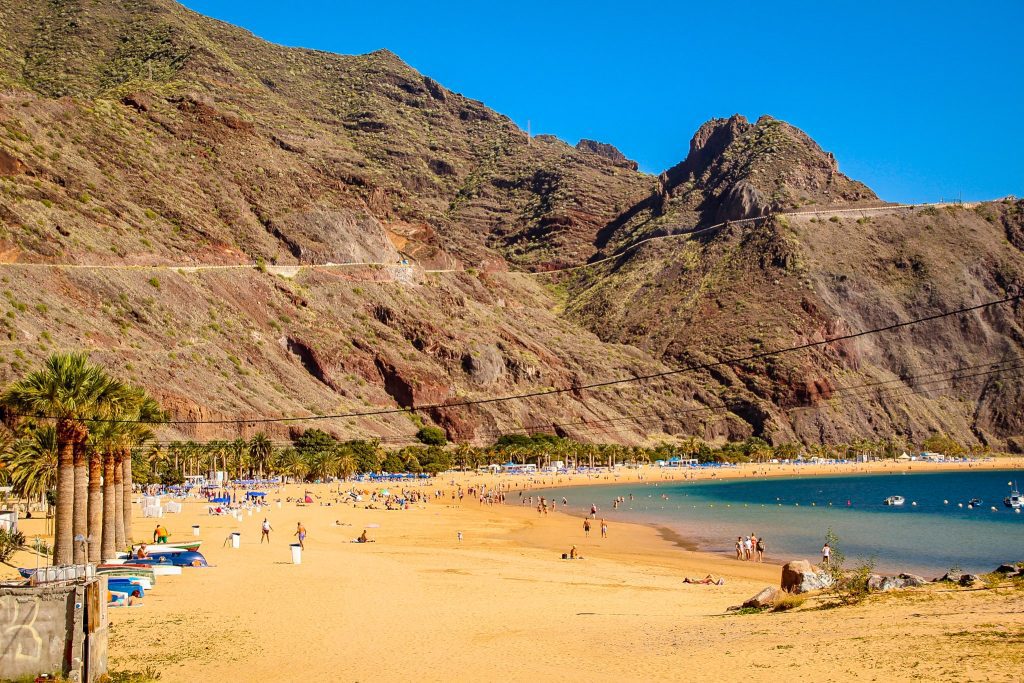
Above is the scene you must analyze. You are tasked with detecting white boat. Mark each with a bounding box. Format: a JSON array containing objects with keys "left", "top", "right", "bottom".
[
  {"left": 145, "top": 565, "right": 182, "bottom": 577},
  {"left": 884, "top": 495, "right": 905, "bottom": 506},
  {"left": 1004, "top": 483, "right": 1022, "bottom": 509}
]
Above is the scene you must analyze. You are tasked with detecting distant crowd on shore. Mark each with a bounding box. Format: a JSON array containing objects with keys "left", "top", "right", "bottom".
[{"left": 735, "top": 534, "right": 765, "bottom": 562}]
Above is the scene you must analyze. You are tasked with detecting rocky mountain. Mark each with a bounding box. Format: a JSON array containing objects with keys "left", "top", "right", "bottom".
[{"left": 0, "top": 0, "right": 1022, "bottom": 450}]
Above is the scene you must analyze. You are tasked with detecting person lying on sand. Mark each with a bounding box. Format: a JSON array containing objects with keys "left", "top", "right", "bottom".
[{"left": 683, "top": 575, "right": 725, "bottom": 585}]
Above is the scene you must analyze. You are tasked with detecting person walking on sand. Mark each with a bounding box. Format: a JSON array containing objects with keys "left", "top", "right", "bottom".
[
  {"left": 295, "top": 522, "right": 307, "bottom": 550},
  {"left": 821, "top": 542, "right": 831, "bottom": 567},
  {"left": 261, "top": 518, "right": 272, "bottom": 543},
  {"left": 583, "top": 518, "right": 591, "bottom": 537},
  {"left": 600, "top": 519, "right": 608, "bottom": 539}
]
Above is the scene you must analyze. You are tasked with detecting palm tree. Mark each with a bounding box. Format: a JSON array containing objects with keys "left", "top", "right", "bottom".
[
  {"left": 1, "top": 353, "right": 123, "bottom": 565},
  {"left": 249, "top": 434, "right": 273, "bottom": 479},
  {"left": 86, "top": 419, "right": 122, "bottom": 563},
  {"left": 7, "top": 424, "right": 58, "bottom": 531},
  {"left": 275, "top": 447, "right": 307, "bottom": 484},
  {"left": 116, "top": 391, "right": 162, "bottom": 550}
]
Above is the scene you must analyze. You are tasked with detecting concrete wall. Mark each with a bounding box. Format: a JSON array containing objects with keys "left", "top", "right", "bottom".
[{"left": 0, "top": 578, "right": 108, "bottom": 682}]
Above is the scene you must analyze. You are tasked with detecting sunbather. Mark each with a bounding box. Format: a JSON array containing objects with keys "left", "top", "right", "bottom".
[{"left": 683, "top": 574, "right": 725, "bottom": 585}]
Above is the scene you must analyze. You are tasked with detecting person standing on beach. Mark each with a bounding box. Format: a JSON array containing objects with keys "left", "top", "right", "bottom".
[
  {"left": 735, "top": 537, "right": 743, "bottom": 560},
  {"left": 743, "top": 535, "right": 752, "bottom": 560},
  {"left": 821, "top": 542, "right": 831, "bottom": 567},
  {"left": 750, "top": 533, "right": 759, "bottom": 561},
  {"left": 755, "top": 536, "right": 765, "bottom": 562},
  {"left": 295, "top": 522, "right": 307, "bottom": 550},
  {"left": 590, "top": 504, "right": 598, "bottom": 518},
  {"left": 583, "top": 518, "right": 591, "bottom": 537},
  {"left": 600, "top": 519, "right": 608, "bottom": 539},
  {"left": 261, "top": 518, "right": 272, "bottom": 544}
]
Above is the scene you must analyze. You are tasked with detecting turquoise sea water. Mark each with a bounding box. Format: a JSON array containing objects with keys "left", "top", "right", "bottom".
[{"left": 533, "top": 469, "right": 1024, "bottom": 575}]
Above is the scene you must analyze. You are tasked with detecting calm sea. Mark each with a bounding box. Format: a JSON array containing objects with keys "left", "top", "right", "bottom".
[{"left": 532, "top": 469, "right": 1024, "bottom": 575}]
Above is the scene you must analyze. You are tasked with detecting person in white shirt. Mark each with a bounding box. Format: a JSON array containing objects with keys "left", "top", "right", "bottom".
[
  {"left": 261, "top": 518, "right": 273, "bottom": 544},
  {"left": 821, "top": 542, "right": 831, "bottom": 567}
]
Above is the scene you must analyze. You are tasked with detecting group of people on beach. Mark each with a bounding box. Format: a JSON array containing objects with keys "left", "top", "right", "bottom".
[{"left": 734, "top": 534, "right": 765, "bottom": 562}]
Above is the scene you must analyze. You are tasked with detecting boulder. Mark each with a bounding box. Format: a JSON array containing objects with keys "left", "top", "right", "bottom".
[
  {"left": 866, "top": 574, "right": 886, "bottom": 592},
  {"left": 781, "top": 560, "right": 834, "bottom": 594},
  {"left": 959, "top": 573, "right": 980, "bottom": 587},
  {"left": 878, "top": 576, "right": 906, "bottom": 592},
  {"left": 994, "top": 564, "right": 1018, "bottom": 574},
  {"left": 898, "top": 573, "right": 928, "bottom": 587},
  {"left": 936, "top": 571, "right": 963, "bottom": 583},
  {"left": 741, "top": 586, "right": 780, "bottom": 609}
]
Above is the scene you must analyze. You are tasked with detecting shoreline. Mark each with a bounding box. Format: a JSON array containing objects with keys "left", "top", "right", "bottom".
[{"left": 498, "top": 460, "right": 1024, "bottom": 575}]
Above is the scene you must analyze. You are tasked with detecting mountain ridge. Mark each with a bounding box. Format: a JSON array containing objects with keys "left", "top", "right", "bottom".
[{"left": 1, "top": 0, "right": 1023, "bottom": 453}]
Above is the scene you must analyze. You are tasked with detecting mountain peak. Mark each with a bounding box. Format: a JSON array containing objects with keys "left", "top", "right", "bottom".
[{"left": 575, "top": 139, "right": 639, "bottom": 170}]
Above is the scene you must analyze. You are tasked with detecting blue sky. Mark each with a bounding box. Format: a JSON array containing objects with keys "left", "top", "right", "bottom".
[{"left": 180, "top": 1, "right": 1022, "bottom": 202}]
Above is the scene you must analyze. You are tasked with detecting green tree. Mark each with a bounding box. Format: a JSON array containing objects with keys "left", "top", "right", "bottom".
[
  {"left": 1, "top": 353, "right": 125, "bottom": 565},
  {"left": 415, "top": 425, "right": 447, "bottom": 446},
  {"left": 249, "top": 433, "right": 274, "bottom": 479}
]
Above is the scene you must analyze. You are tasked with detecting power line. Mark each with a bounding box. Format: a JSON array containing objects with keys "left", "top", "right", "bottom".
[
  {"left": 128, "top": 355, "right": 1024, "bottom": 449},
  {"left": 10, "top": 292, "right": 1018, "bottom": 426}
]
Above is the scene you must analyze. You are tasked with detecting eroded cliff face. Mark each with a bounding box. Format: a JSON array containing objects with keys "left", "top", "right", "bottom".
[
  {"left": 0, "top": 0, "right": 1021, "bottom": 448},
  {"left": 563, "top": 200, "right": 1024, "bottom": 447}
]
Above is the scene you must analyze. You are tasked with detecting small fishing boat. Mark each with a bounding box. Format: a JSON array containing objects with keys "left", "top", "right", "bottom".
[
  {"left": 132, "top": 540, "right": 202, "bottom": 553},
  {"left": 120, "top": 560, "right": 183, "bottom": 576},
  {"left": 97, "top": 565, "right": 157, "bottom": 587},
  {"left": 884, "top": 495, "right": 905, "bottom": 506},
  {"left": 1004, "top": 483, "right": 1022, "bottom": 509}
]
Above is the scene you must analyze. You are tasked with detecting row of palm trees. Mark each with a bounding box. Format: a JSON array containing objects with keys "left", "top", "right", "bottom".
[{"left": 0, "top": 353, "right": 164, "bottom": 566}]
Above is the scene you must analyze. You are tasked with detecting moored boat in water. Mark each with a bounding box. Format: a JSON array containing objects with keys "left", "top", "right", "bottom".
[{"left": 884, "top": 495, "right": 905, "bottom": 506}]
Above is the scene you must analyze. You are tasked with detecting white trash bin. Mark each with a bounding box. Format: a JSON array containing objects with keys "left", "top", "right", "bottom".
[
  {"left": 290, "top": 543, "right": 302, "bottom": 565},
  {"left": 192, "top": 525, "right": 200, "bottom": 537},
  {"left": 231, "top": 532, "right": 241, "bottom": 549}
]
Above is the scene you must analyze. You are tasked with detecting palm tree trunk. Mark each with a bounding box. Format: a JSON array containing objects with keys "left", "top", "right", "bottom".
[
  {"left": 72, "top": 440, "right": 89, "bottom": 564},
  {"left": 87, "top": 448, "right": 103, "bottom": 564},
  {"left": 120, "top": 450, "right": 132, "bottom": 547},
  {"left": 114, "top": 455, "right": 124, "bottom": 549},
  {"left": 101, "top": 452, "right": 118, "bottom": 560},
  {"left": 53, "top": 427, "right": 76, "bottom": 566}
]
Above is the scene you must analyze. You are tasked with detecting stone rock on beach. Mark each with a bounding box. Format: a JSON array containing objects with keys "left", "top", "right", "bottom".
[
  {"left": 781, "top": 560, "right": 834, "bottom": 594},
  {"left": 959, "top": 574, "right": 981, "bottom": 587},
  {"left": 741, "top": 586, "right": 780, "bottom": 609},
  {"left": 898, "top": 573, "right": 928, "bottom": 587}
]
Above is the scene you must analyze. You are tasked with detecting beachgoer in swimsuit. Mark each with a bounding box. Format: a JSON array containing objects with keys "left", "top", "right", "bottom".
[
  {"left": 295, "top": 522, "right": 307, "bottom": 550},
  {"left": 261, "top": 518, "right": 272, "bottom": 543},
  {"left": 583, "top": 518, "right": 591, "bottom": 537},
  {"left": 683, "top": 575, "right": 724, "bottom": 585}
]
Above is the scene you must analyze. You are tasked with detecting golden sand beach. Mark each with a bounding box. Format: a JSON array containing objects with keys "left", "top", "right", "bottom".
[{"left": 4, "top": 460, "right": 1023, "bottom": 682}]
